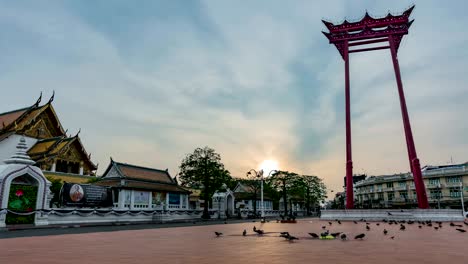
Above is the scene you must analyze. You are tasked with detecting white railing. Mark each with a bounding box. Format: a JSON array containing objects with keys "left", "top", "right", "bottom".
[
  {"left": 423, "top": 166, "right": 467, "bottom": 176},
  {"left": 394, "top": 186, "right": 407, "bottom": 191}
]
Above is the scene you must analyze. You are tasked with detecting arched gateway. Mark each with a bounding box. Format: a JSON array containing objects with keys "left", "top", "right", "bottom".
[{"left": 0, "top": 137, "right": 51, "bottom": 227}]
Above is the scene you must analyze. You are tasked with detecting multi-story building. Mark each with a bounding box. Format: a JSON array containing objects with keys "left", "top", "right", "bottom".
[{"left": 354, "top": 163, "right": 468, "bottom": 209}]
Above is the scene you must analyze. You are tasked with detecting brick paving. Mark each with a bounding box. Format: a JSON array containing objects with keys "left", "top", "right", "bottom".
[{"left": 1, "top": 218, "right": 467, "bottom": 264}]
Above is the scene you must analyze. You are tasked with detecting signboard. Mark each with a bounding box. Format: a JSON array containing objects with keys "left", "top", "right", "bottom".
[
  {"left": 134, "top": 191, "right": 149, "bottom": 205},
  {"left": 61, "top": 183, "right": 113, "bottom": 207}
]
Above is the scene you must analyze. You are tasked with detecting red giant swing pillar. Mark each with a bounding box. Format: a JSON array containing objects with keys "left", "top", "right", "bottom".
[{"left": 322, "top": 5, "right": 429, "bottom": 209}]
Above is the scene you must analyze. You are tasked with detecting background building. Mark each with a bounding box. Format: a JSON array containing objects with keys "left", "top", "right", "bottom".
[
  {"left": 96, "top": 158, "right": 190, "bottom": 210},
  {"left": 354, "top": 163, "right": 468, "bottom": 209}
]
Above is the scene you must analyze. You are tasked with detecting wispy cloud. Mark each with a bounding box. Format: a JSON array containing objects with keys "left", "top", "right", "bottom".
[{"left": 1, "top": 0, "right": 467, "bottom": 194}]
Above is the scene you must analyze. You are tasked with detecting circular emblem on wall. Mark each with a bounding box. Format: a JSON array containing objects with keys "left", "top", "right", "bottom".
[{"left": 69, "top": 184, "right": 84, "bottom": 202}]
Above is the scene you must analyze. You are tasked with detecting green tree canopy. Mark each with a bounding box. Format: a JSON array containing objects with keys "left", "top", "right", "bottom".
[
  {"left": 267, "top": 170, "right": 299, "bottom": 216},
  {"left": 178, "top": 146, "right": 232, "bottom": 219},
  {"left": 291, "top": 175, "right": 327, "bottom": 215}
]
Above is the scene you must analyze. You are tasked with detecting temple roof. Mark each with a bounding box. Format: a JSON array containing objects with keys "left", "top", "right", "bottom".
[
  {"left": 27, "top": 134, "right": 97, "bottom": 170},
  {"left": 0, "top": 92, "right": 66, "bottom": 138},
  {"left": 0, "top": 93, "right": 97, "bottom": 172},
  {"left": 102, "top": 158, "right": 176, "bottom": 184},
  {"left": 95, "top": 179, "right": 190, "bottom": 193},
  {"left": 0, "top": 107, "right": 29, "bottom": 129}
]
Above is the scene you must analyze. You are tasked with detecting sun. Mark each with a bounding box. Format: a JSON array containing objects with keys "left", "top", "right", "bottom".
[{"left": 259, "top": 159, "right": 279, "bottom": 175}]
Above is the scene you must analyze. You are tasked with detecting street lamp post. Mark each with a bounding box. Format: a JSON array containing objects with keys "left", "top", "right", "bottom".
[
  {"left": 247, "top": 169, "right": 263, "bottom": 218},
  {"left": 247, "top": 169, "right": 277, "bottom": 219}
]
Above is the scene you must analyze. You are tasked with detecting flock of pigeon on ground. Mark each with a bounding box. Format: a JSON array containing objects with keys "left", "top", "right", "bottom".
[{"left": 214, "top": 218, "right": 468, "bottom": 242}]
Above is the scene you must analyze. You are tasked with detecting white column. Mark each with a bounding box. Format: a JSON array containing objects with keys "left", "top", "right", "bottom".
[
  {"left": 51, "top": 161, "right": 56, "bottom": 172},
  {"left": 186, "top": 195, "right": 189, "bottom": 210},
  {"left": 166, "top": 193, "right": 170, "bottom": 210},
  {"left": 130, "top": 190, "right": 135, "bottom": 210},
  {"left": 179, "top": 194, "right": 183, "bottom": 210},
  {"left": 148, "top": 192, "right": 153, "bottom": 209},
  {"left": 79, "top": 161, "right": 84, "bottom": 175},
  {"left": 117, "top": 189, "right": 125, "bottom": 209}
]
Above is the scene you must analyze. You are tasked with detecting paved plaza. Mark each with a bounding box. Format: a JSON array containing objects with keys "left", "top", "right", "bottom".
[{"left": 1, "top": 218, "right": 467, "bottom": 264}]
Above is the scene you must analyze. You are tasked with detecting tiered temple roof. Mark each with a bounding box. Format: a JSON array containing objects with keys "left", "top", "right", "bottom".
[
  {"left": 96, "top": 158, "right": 190, "bottom": 193},
  {"left": 0, "top": 93, "right": 97, "bottom": 176}
]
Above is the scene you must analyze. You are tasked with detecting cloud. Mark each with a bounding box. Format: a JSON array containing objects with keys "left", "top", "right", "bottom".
[{"left": 1, "top": 0, "right": 467, "bottom": 196}]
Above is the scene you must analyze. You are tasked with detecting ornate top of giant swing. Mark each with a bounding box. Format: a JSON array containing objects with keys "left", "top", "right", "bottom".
[{"left": 322, "top": 5, "right": 414, "bottom": 57}]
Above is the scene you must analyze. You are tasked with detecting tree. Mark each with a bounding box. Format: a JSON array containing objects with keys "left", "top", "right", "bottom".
[
  {"left": 178, "top": 146, "right": 232, "bottom": 219},
  {"left": 267, "top": 170, "right": 298, "bottom": 217},
  {"left": 237, "top": 175, "right": 261, "bottom": 216},
  {"left": 46, "top": 176, "right": 63, "bottom": 208},
  {"left": 291, "top": 175, "right": 327, "bottom": 215}
]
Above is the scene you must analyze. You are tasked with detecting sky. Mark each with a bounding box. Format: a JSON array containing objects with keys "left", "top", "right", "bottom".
[{"left": 1, "top": 0, "right": 468, "bottom": 196}]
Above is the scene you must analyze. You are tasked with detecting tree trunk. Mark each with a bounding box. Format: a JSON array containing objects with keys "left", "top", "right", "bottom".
[
  {"left": 202, "top": 177, "right": 210, "bottom": 219},
  {"left": 282, "top": 184, "right": 288, "bottom": 216}
]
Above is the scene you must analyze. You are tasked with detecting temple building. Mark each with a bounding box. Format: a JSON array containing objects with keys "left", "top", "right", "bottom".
[
  {"left": 0, "top": 93, "right": 97, "bottom": 183},
  {"left": 96, "top": 158, "right": 190, "bottom": 210}
]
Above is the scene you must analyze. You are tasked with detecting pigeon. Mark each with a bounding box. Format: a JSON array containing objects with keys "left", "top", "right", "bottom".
[
  {"left": 243, "top": 229, "right": 247, "bottom": 236},
  {"left": 450, "top": 222, "right": 455, "bottom": 227},
  {"left": 418, "top": 225, "right": 422, "bottom": 229},
  {"left": 400, "top": 209, "right": 404, "bottom": 212},
  {"left": 280, "top": 233, "right": 290, "bottom": 239},
  {"left": 456, "top": 228, "right": 466, "bottom": 233},
  {"left": 427, "top": 223, "right": 432, "bottom": 227},
  {"left": 331, "top": 232, "right": 341, "bottom": 238},
  {"left": 280, "top": 231, "right": 290, "bottom": 235},
  {"left": 320, "top": 230, "right": 330, "bottom": 237},
  {"left": 366, "top": 225, "right": 370, "bottom": 231},
  {"left": 376, "top": 223, "right": 380, "bottom": 226},
  {"left": 387, "top": 212, "right": 393, "bottom": 216},
  {"left": 253, "top": 226, "right": 257, "bottom": 232},
  {"left": 340, "top": 233, "right": 347, "bottom": 240},
  {"left": 408, "top": 221, "right": 414, "bottom": 224},
  {"left": 383, "top": 219, "right": 388, "bottom": 223},
  {"left": 366, "top": 222, "right": 370, "bottom": 225},
  {"left": 224, "top": 221, "right": 227, "bottom": 224},
  {"left": 390, "top": 236, "right": 395, "bottom": 239},
  {"left": 434, "top": 227, "right": 439, "bottom": 230},
  {"left": 329, "top": 221, "right": 333, "bottom": 226},
  {"left": 322, "top": 226, "right": 326, "bottom": 229},
  {"left": 338, "top": 220, "right": 342, "bottom": 225},
  {"left": 215, "top": 232, "right": 223, "bottom": 237},
  {"left": 354, "top": 233, "right": 365, "bottom": 240},
  {"left": 400, "top": 225, "right": 406, "bottom": 231},
  {"left": 308, "top": 233, "right": 319, "bottom": 239},
  {"left": 383, "top": 229, "right": 388, "bottom": 235},
  {"left": 353, "top": 221, "right": 358, "bottom": 224},
  {"left": 255, "top": 229, "right": 265, "bottom": 235},
  {"left": 454, "top": 224, "right": 463, "bottom": 227},
  {"left": 287, "top": 235, "right": 299, "bottom": 241},
  {"left": 464, "top": 222, "right": 468, "bottom": 226}
]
